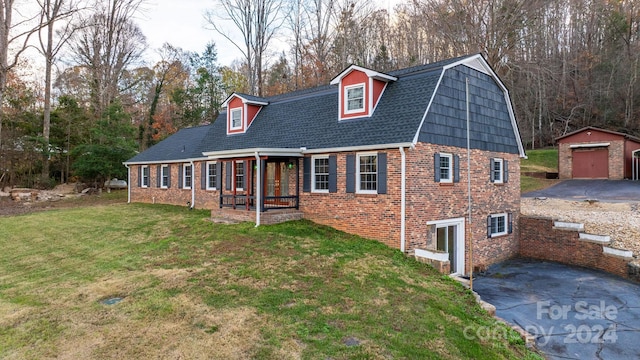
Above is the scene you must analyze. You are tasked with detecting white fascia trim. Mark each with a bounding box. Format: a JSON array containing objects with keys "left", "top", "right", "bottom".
[
  {"left": 441, "top": 54, "right": 527, "bottom": 159},
  {"left": 330, "top": 65, "right": 397, "bottom": 85},
  {"left": 124, "top": 157, "right": 208, "bottom": 166},
  {"left": 203, "top": 148, "right": 304, "bottom": 159},
  {"left": 570, "top": 142, "right": 610, "bottom": 148},
  {"left": 412, "top": 69, "right": 446, "bottom": 145},
  {"left": 222, "top": 92, "right": 268, "bottom": 107},
  {"left": 302, "top": 143, "right": 413, "bottom": 155}
]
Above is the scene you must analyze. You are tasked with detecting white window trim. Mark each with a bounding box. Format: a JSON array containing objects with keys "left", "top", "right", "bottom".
[
  {"left": 344, "top": 83, "right": 365, "bottom": 114},
  {"left": 311, "top": 155, "right": 329, "bottom": 193},
  {"left": 230, "top": 108, "right": 243, "bottom": 130},
  {"left": 160, "top": 164, "right": 169, "bottom": 189},
  {"left": 490, "top": 213, "right": 508, "bottom": 237},
  {"left": 140, "top": 165, "right": 149, "bottom": 188},
  {"left": 235, "top": 161, "right": 244, "bottom": 191},
  {"left": 356, "top": 152, "right": 378, "bottom": 194},
  {"left": 206, "top": 161, "right": 217, "bottom": 190},
  {"left": 439, "top": 153, "right": 453, "bottom": 184},
  {"left": 492, "top": 158, "right": 504, "bottom": 184},
  {"left": 183, "top": 164, "right": 192, "bottom": 189}
]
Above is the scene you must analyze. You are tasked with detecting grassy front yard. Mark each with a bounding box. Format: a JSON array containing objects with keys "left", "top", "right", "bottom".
[
  {"left": 521, "top": 148, "right": 560, "bottom": 193},
  {"left": 0, "top": 203, "right": 541, "bottom": 359}
]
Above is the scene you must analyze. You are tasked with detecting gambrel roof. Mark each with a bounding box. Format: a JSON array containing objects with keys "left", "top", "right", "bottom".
[{"left": 126, "top": 54, "right": 525, "bottom": 164}]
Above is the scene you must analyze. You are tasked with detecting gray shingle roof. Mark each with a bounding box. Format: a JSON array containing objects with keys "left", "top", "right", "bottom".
[
  {"left": 126, "top": 54, "right": 522, "bottom": 163},
  {"left": 126, "top": 124, "right": 210, "bottom": 163}
]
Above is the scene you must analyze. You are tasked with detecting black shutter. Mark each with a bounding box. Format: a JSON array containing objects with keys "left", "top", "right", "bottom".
[
  {"left": 201, "top": 162, "right": 207, "bottom": 189},
  {"left": 225, "top": 162, "right": 232, "bottom": 190},
  {"left": 490, "top": 158, "right": 495, "bottom": 182},
  {"left": 453, "top": 155, "right": 460, "bottom": 183},
  {"left": 377, "top": 152, "right": 387, "bottom": 194},
  {"left": 156, "top": 165, "right": 161, "bottom": 187},
  {"left": 137, "top": 165, "right": 142, "bottom": 187},
  {"left": 178, "top": 164, "right": 183, "bottom": 189},
  {"left": 487, "top": 215, "right": 492, "bottom": 238},
  {"left": 216, "top": 162, "right": 222, "bottom": 189},
  {"left": 303, "top": 157, "right": 311, "bottom": 192},
  {"left": 346, "top": 154, "right": 355, "bottom": 193},
  {"left": 508, "top": 212, "right": 513, "bottom": 234},
  {"left": 434, "top": 153, "right": 441, "bottom": 182},
  {"left": 167, "top": 165, "right": 172, "bottom": 188},
  {"left": 329, "top": 155, "right": 337, "bottom": 193},
  {"left": 243, "top": 161, "right": 248, "bottom": 189},
  {"left": 504, "top": 160, "right": 509, "bottom": 183}
]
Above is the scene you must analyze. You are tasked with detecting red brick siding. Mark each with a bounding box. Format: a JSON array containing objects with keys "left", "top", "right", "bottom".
[
  {"left": 299, "top": 151, "right": 402, "bottom": 249},
  {"left": 130, "top": 162, "right": 220, "bottom": 209},
  {"left": 520, "top": 216, "right": 635, "bottom": 281},
  {"left": 404, "top": 143, "right": 521, "bottom": 273}
]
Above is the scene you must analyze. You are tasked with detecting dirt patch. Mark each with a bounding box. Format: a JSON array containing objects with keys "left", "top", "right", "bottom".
[{"left": 0, "top": 190, "right": 126, "bottom": 217}]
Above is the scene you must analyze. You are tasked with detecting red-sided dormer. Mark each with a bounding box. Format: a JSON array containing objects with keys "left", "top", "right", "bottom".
[
  {"left": 330, "top": 65, "right": 397, "bottom": 121},
  {"left": 222, "top": 93, "right": 269, "bottom": 135}
]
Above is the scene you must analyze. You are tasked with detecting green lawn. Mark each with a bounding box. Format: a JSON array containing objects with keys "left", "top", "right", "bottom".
[
  {"left": 0, "top": 203, "right": 542, "bottom": 359},
  {"left": 521, "top": 148, "right": 560, "bottom": 193}
]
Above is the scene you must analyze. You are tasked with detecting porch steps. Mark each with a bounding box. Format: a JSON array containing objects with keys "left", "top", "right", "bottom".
[{"left": 211, "top": 207, "right": 304, "bottom": 225}]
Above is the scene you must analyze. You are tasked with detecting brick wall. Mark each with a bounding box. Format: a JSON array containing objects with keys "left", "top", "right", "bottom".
[
  {"left": 130, "top": 162, "right": 220, "bottom": 209},
  {"left": 520, "top": 216, "right": 639, "bottom": 282},
  {"left": 299, "top": 151, "right": 402, "bottom": 249},
  {"left": 558, "top": 140, "right": 626, "bottom": 180},
  {"left": 404, "top": 143, "right": 521, "bottom": 273}
]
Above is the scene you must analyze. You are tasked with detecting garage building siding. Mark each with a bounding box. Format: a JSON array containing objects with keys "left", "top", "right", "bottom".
[{"left": 557, "top": 127, "right": 640, "bottom": 180}]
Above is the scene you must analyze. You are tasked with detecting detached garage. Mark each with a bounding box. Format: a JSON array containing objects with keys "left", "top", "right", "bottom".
[{"left": 557, "top": 127, "right": 640, "bottom": 180}]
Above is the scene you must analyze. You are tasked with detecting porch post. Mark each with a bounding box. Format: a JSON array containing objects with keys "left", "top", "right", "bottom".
[
  {"left": 260, "top": 159, "right": 266, "bottom": 212},
  {"left": 295, "top": 158, "right": 300, "bottom": 210},
  {"left": 254, "top": 153, "right": 261, "bottom": 226}
]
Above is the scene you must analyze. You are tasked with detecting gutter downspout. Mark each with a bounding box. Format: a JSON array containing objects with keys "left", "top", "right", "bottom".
[
  {"left": 254, "top": 152, "right": 261, "bottom": 227},
  {"left": 190, "top": 161, "right": 195, "bottom": 209},
  {"left": 400, "top": 146, "right": 406, "bottom": 253},
  {"left": 124, "top": 164, "right": 131, "bottom": 204}
]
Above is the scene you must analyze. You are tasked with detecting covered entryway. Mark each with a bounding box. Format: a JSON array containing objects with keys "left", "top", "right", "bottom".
[
  {"left": 571, "top": 147, "right": 608, "bottom": 179},
  {"left": 415, "top": 218, "right": 466, "bottom": 275}
]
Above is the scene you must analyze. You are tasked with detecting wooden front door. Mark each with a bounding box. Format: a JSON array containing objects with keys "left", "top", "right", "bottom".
[{"left": 265, "top": 162, "right": 289, "bottom": 203}]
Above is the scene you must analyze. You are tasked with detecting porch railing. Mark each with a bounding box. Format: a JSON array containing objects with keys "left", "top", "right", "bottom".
[{"left": 220, "top": 194, "right": 299, "bottom": 211}]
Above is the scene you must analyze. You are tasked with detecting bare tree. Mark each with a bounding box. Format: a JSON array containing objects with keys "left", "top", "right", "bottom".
[
  {"left": 205, "top": 0, "right": 284, "bottom": 96},
  {"left": 36, "top": 0, "right": 83, "bottom": 182},
  {"left": 70, "top": 0, "right": 147, "bottom": 119},
  {"left": 0, "top": 0, "right": 46, "bottom": 183}
]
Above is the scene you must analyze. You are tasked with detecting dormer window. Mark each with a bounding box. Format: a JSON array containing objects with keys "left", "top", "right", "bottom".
[
  {"left": 230, "top": 108, "right": 242, "bottom": 130},
  {"left": 222, "top": 92, "right": 269, "bottom": 135},
  {"left": 330, "top": 65, "right": 397, "bottom": 121},
  {"left": 346, "top": 84, "right": 365, "bottom": 113}
]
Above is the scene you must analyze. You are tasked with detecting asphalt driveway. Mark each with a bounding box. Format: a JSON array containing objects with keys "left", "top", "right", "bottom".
[
  {"left": 473, "top": 259, "right": 640, "bottom": 360},
  {"left": 523, "top": 179, "right": 640, "bottom": 202}
]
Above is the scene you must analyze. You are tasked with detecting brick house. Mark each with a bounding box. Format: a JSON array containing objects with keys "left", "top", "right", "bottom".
[
  {"left": 124, "top": 54, "right": 526, "bottom": 275},
  {"left": 556, "top": 126, "right": 640, "bottom": 180}
]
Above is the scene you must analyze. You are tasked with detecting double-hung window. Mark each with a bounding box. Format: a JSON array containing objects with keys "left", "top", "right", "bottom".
[
  {"left": 230, "top": 108, "right": 242, "bottom": 129},
  {"left": 235, "top": 161, "right": 244, "bottom": 190},
  {"left": 312, "top": 156, "right": 329, "bottom": 192},
  {"left": 141, "top": 165, "right": 149, "bottom": 188},
  {"left": 345, "top": 84, "right": 365, "bottom": 113},
  {"left": 488, "top": 213, "right": 513, "bottom": 238},
  {"left": 207, "top": 162, "right": 217, "bottom": 190},
  {"left": 160, "top": 165, "right": 169, "bottom": 188},
  {"left": 357, "top": 153, "right": 377, "bottom": 193},
  {"left": 183, "top": 164, "right": 192, "bottom": 189},
  {"left": 438, "top": 153, "right": 453, "bottom": 183},
  {"left": 492, "top": 158, "right": 504, "bottom": 183}
]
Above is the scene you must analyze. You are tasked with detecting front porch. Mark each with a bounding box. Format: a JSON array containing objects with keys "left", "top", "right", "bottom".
[{"left": 213, "top": 156, "right": 302, "bottom": 224}]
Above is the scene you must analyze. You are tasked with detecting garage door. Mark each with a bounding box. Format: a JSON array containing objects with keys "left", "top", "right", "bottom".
[{"left": 572, "top": 147, "right": 609, "bottom": 178}]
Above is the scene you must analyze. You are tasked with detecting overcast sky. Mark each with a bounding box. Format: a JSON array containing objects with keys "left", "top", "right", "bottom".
[{"left": 136, "top": 0, "right": 400, "bottom": 67}]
